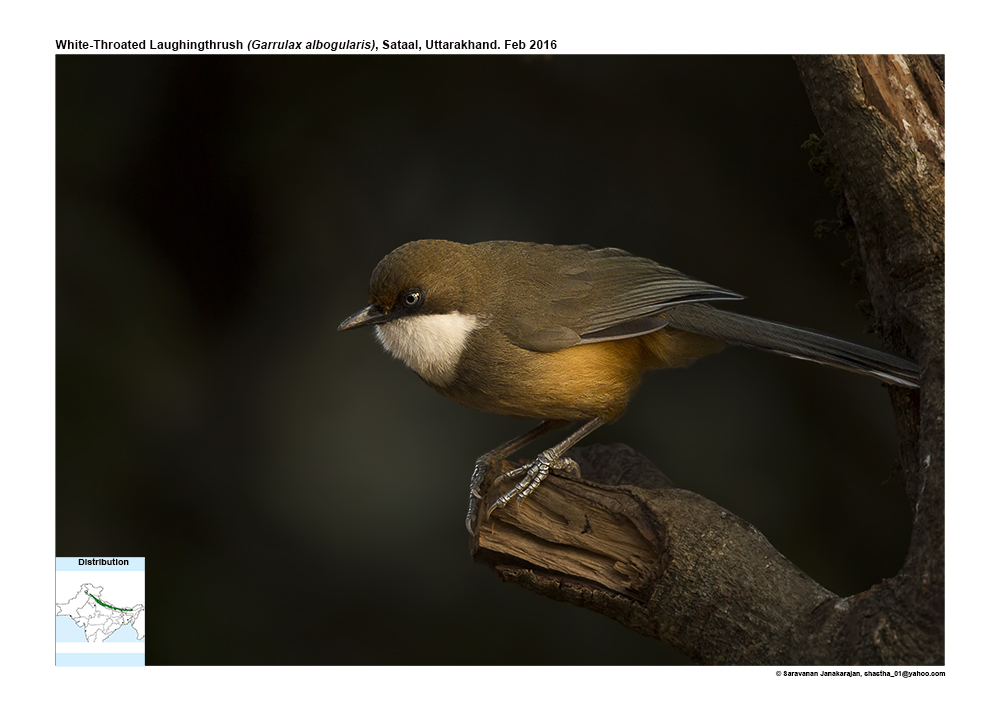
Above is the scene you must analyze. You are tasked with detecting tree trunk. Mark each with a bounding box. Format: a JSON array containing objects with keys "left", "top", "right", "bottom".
[{"left": 469, "top": 55, "right": 944, "bottom": 665}]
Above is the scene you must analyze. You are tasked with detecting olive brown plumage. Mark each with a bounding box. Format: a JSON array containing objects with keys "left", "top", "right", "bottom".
[{"left": 340, "top": 239, "right": 919, "bottom": 532}]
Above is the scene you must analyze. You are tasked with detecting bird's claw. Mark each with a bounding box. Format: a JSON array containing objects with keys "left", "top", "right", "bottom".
[
  {"left": 486, "top": 451, "right": 579, "bottom": 518},
  {"left": 466, "top": 459, "right": 491, "bottom": 534},
  {"left": 467, "top": 450, "right": 580, "bottom": 534}
]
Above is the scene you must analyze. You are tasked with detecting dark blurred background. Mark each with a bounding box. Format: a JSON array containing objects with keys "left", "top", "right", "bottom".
[{"left": 56, "top": 55, "right": 910, "bottom": 664}]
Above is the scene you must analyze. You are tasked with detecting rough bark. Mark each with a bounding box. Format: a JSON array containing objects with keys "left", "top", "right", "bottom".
[{"left": 469, "top": 55, "right": 944, "bottom": 665}]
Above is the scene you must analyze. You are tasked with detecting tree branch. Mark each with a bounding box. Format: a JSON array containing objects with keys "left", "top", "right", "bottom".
[{"left": 473, "top": 445, "right": 838, "bottom": 664}]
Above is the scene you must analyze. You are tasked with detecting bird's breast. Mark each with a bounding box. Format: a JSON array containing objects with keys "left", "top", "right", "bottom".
[{"left": 438, "top": 331, "right": 658, "bottom": 421}]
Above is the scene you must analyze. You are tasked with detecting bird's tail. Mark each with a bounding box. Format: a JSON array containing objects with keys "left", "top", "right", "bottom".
[{"left": 661, "top": 303, "right": 919, "bottom": 389}]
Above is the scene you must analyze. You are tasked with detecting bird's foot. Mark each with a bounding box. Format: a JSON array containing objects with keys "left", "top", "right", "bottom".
[
  {"left": 485, "top": 450, "right": 580, "bottom": 519},
  {"left": 466, "top": 457, "right": 493, "bottom": 534}
]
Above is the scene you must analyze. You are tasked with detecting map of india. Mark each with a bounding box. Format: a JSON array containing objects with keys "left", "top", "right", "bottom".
[{"left": 56, "top": 583, "right": 146, "bottom": 643}]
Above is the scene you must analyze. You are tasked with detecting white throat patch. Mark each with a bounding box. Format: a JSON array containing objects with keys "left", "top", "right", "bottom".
[{"left": 375, "top": 311, "right": 481, "bottom": 386}]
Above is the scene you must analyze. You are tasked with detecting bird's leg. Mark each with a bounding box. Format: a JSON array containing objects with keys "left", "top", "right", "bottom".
[
  {"left": 466, "top": 419, "right": 567, "bottom": 534},
  {"left": 486, "top": 417, "right": 606, "bottom": 519}
]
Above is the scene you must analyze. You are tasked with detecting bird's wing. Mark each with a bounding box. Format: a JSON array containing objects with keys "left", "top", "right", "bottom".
[{"left": 500, "top": 245, "right": 742, "bottom": 352}]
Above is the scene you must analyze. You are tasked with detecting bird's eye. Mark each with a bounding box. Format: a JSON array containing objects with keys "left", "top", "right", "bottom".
[{"left": 402, "top": 289, "right": 424, "bottom": 308}]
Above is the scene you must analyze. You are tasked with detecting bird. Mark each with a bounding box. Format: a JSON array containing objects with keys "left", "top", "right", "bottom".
[{"left": 339, "top": 239, "right": 919, "bottom": 533}]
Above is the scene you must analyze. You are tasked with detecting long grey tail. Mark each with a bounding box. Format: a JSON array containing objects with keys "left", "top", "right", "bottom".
[{"left": 662, "top": 303, "right": 919, "bottom": 389}]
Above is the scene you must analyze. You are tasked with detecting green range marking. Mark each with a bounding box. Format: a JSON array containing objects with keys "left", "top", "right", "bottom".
[{"left": 87, "top": 593, "right": 133, "bottom": 612}]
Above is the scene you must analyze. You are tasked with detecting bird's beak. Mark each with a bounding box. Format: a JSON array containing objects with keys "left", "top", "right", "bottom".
[{"left": 339, "top": 304, "right": 389, "bottom": 331}]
